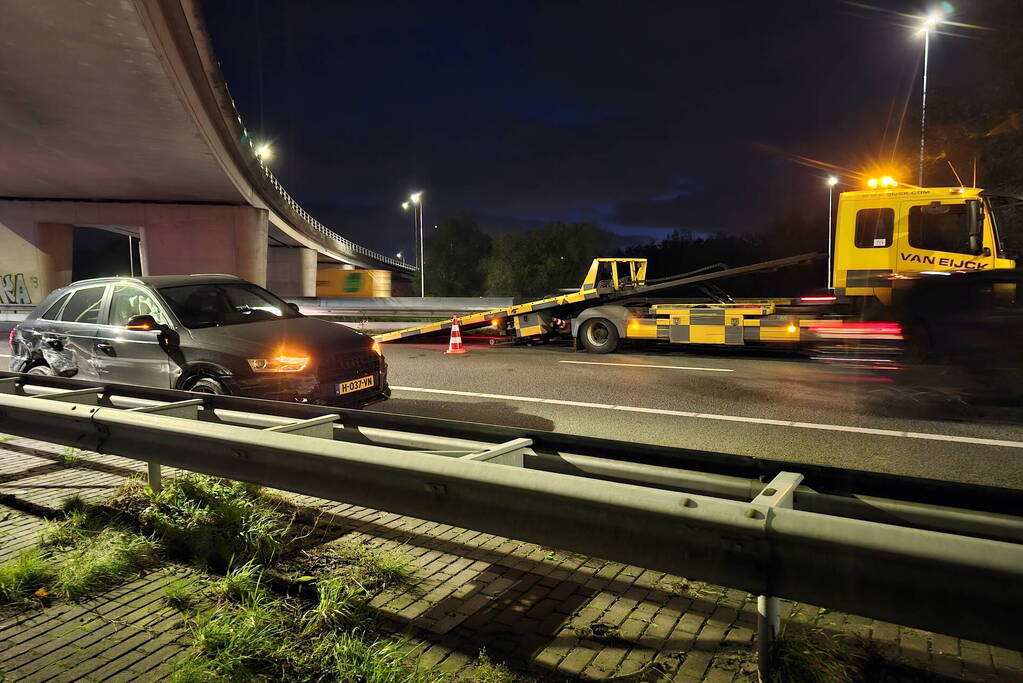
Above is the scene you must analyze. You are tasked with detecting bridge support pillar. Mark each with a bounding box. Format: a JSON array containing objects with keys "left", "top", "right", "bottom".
[
  {"left": 140, "top": 205, "right": 268, "bottom": 286},
  {"left": 267, "top": 246, "right": 317, "bottom": 297}
]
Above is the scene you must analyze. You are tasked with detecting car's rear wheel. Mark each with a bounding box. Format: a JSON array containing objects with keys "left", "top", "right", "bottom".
[
  {"left": 26, "top": 364, "right": 54, "bottom": 376},
  {"left": 189, "top": 377, "right": 228, "bottom": 395},
  {"left": 579, "top": 318, "right": 619, "bottom": 353}
]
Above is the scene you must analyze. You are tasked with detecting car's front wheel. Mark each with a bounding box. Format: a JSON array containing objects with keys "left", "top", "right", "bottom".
[{"left": 188, "top": 377, "right": 228, "bottom": 395}]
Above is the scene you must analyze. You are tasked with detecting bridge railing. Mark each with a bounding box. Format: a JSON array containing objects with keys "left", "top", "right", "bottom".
[{"left": 258, "top": 160, "right": 415, "bottom": 273}]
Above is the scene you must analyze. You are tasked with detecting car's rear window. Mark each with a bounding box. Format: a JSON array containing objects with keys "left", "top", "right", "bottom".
[
  {"left": 59, "top": 286, "right": 106, "bottom": 325},
  {"left": 158, "top": 283, "right": 301, "bottom": 329},
  {"left": 40, "top": 291, "right": 72, "bottom": 320}
]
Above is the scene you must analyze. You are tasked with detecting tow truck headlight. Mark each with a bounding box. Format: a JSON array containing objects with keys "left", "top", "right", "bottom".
[{"left": 247, "top": 355, "right": 310, "bottom": 373}]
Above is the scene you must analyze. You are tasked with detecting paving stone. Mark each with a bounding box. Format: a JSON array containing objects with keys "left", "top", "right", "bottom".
[
  {"left": 557, "top": 640, "right": 599, "bottom": 676},
  {"left": 676, "top": 649, "right": 713, "bottom": 680},
  {"left": 0, "top": 436, "right": 1019, "bottom": 683}
]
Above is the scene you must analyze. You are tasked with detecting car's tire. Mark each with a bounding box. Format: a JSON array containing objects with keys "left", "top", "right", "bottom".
[
  {"left": 26, "top": 364, "right": 54, "bottom": 376},
  {"left": 188, "top": 377, "right": 228, "bottom": 395},
  {"left": 579, "top": 318, "right": 619, "bottom": 354}
]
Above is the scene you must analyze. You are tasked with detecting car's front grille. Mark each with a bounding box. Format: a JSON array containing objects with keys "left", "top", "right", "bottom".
[{"left": 321, "top": 349, "right": 380, "bottom": 380}]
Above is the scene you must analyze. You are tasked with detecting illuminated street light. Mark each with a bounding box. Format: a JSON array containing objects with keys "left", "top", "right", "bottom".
[
  {"left": 397, "top": 251, "right": 403, "bottom": 261},
  {"left": 402, "top": 191, "right": 426, "bottom": 297},
  {"left": 826, "top": 176, "right": 839, "bottom": 290},
  {"left": 254, "top": 142, "right": 273, "bottom": 163},
  {"left": 915, "top": 9, "right": 944, "bottom": 186}
]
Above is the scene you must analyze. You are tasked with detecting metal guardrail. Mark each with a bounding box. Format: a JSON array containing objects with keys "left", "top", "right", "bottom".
[
  {"left": 286, "top": 297, "right": 516, "bottom": 319},
  {"left": 0, "top": 371, "right": 1020, "bottom": 652}
]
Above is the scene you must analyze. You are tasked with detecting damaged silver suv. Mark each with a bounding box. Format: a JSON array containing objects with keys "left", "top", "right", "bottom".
[{"left": 9, "top": 275, "right": 390, "bottom": 407}]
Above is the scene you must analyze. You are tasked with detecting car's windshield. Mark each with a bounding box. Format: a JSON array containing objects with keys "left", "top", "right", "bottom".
[{"left": 158, "top": 283, "right": 301, "bottom": 329}]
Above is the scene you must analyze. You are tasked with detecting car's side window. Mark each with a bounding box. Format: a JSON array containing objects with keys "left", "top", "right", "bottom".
[
  {"left": 107, "top": 286, "right": 168, "bottom": 327},
  {"left": 58, "top": 286, "right": 106, "bottom": 325},
  {"left": 40, "top": 291, "right": 73, "bottom": 320}
]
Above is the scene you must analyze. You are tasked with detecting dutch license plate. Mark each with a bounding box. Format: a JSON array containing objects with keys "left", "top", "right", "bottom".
[{"left": 337, "top": 375, "right": 375, "bottom": 395}]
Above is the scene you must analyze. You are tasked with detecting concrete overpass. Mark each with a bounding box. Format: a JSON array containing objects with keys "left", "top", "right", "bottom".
[{"left": 0, "top": 0, "right": 414, "bottom": 306}]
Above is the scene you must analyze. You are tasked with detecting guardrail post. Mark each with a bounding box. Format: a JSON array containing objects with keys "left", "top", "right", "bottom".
[
  {"left": 752, "top": 471, "right": 804, "bottom": 682},
  {"left": 147, "top": 462, "right": 162, "bottom": 494},
  {"left": 127, "top": 399, "right": 204, "bottom": 495}
]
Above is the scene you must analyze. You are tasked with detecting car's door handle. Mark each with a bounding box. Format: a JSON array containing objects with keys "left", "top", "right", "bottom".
[{"left": 96, "top": 342, "right": 115, "bottom": 356}]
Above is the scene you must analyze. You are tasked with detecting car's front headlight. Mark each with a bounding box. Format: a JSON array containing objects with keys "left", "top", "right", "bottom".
[{"left": 247, "top": 354, "right": 310, "bottom": 373}]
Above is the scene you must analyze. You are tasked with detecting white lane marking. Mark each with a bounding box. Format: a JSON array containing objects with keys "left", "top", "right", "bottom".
[
  {"left": 390, "top": 386, "right": 1023, "bottom": 449},
  {"left": 559, "top": 360, "right": 733, "bottom": 372}
]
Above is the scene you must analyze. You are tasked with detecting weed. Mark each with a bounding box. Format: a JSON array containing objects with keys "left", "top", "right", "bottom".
[
  {"left": 60, "top": 447, "right": 82, "bottom": 467},
  {"left": 302, "top": 577, "right": 371, "bottom": 633},
  {"left": 328, "top": 632, "right": 447, "bottom": 683},
  {"left": 164, "top": 582, "right": 197, "bottom": 614},
  {"left": 175, "top": 593, "right": 293, "bottom": 682},
  {"left": 464, "top": 650, "right": 516, "bottom": 683},
  {"left": 111, "top": 474, "right": 292, "bottom": 571},
  {"left": 334, "top": 541, "right": 413, "bottom": 592},
  {"left": 172, "top": 559, "right": 444, "bottom": 683},
  {"left": 40, "top": 510, "right": 90, "bottom": 547},
  {"left": 211, "top": 559, "right": 267, "bottom": 604},
  {"left": 0, "top": 434, "right": 14, "bottom": 442},
  {"left": 54, "top": 528, "right": 159, "bottom": 599},
  {"left": 0, "top": 548, "right": 52, "bottom": 603},
  {"left": 769, "top": 628, "right": 869, "bottom": 683},
  {"left": 41, "top": 497, "right": 118, "bottom": 548}
]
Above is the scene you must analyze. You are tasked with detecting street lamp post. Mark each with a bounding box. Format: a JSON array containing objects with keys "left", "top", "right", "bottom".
[
  {"left": 917, "top": 12, "right": 942, "bottom": 186},
  {"left": 410, "top": 192, "right": 424, "bottom": 297},
  {"left": 402, "top": 192, "right": 426, "bottom": 297},
  {"left": 827, "top": 176, "right": 839, "bottom": 290}
]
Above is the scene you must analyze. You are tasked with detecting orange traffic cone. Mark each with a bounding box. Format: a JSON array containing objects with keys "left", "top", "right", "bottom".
[{"left": 445, "top": 315, "right": 468, "bottom": 354}]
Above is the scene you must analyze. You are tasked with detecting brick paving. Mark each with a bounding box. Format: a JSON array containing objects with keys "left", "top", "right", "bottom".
[{"left": 1, "top": 436, "right": 1022, "bottom": 681}]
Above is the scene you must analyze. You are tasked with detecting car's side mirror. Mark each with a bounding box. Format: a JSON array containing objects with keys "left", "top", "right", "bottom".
[
  {"left": 287, "top": 302, "right": 301, "bottom": 313},
  {"left": 126, "top": 315, "right": 179, "bottom": 350},
  {"left": 126, "top": 315, "right": 159, "bottom": 331}
]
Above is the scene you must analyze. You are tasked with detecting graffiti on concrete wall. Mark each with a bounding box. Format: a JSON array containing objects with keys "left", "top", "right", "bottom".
[{"left": 0, "top": 273, "right": 32, "bottom": 304}]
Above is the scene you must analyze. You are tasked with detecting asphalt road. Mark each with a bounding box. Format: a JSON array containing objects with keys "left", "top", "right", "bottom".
[
  {"left": 3, "top": 334, "right": 1022, "bottom": 489},
  {"left": 373, "top": 337, "right": 1023, "bottom": 489}
]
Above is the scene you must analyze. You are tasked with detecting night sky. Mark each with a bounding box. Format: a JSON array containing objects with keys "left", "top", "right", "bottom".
[{"left": 201, "top": 1, "right": 997, "bottom": 258}]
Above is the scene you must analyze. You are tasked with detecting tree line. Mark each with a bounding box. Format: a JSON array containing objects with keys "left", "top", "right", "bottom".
[{"left": 422, "top": 213, "right": 830, "bottom": 298}]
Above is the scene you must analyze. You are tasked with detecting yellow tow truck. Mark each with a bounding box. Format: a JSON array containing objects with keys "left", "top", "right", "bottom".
[{"left": 377, "top": 181, "right": 1021, "bottom": 353}]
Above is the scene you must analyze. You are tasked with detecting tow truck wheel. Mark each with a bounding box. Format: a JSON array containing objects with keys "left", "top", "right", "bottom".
[{"left": 579, "top": 318, "right": 619, "bottom": 354}]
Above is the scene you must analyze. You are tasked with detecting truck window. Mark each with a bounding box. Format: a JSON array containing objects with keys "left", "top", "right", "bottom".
[
  {"left": 908, "top": 203, "right": 972, "bottom": 255},
  {"left": 854, "top": 208, "right": 893, "bottom": 248}
]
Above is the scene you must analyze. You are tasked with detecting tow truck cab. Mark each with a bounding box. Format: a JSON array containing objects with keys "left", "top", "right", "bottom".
[{"left": 833, "top": 187, "right": 1018, "bottom": 307}]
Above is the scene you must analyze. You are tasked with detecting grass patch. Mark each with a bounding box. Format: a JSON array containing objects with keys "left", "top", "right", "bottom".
[
  {"left": 302, "top": 576, "right": 372, "bottom": 634},
  {"left": 111, "top": 475, "right": 293, "bottom": 571},
  {"left": 0, "top": 548, "right": 52, "bottom": 603},
  {"left": 334, "top": 540, "right": 413, "bottom": 593},
  {"left": 769, "top": 628, "right": 869, "bottom": 683},
  {"left": 60, "top": 447, "right": 81, "bottom": 467},
  {"left": 210, "top": 559, "right": 268, "bottom": 604},
  {"left": 53, "top": 528, "right": 159, "bottom": 600},
  {"left": 164, "top": 582, "right": 197, "bottom": 614},
  {"left": 464, "top": 651, "right": 516, "bottom": 683},
  {"left": 172, "top": 561, "right": 441, "bottom": 683}
]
